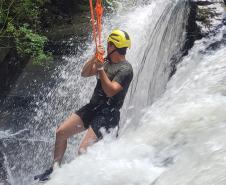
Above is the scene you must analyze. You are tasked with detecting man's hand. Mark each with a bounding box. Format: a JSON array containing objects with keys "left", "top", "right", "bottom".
[{"left": 81, "top": 45, "right": 104, "bottom": 77}]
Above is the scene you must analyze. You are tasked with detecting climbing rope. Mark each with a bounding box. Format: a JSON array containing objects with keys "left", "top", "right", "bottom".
[{"left": 89, "top": 0, "right": 104, "bottom": 63}]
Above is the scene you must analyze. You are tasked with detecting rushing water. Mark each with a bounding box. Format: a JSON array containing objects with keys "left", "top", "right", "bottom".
[
  {"left": 1, "top": 0, "right": 226, "bottom": 184},
  {"left": 44, "top": 39, "right": 226, "bottom": 185}
]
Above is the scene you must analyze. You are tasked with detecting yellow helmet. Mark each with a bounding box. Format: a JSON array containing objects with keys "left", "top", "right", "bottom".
[{"left": 107, "top": 29, "right": 131, "bottom": 49}]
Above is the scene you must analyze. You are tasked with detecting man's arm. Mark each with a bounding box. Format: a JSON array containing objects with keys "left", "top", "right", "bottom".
[
  {"left": 98, "top": 69, "right": 123, "bottom": 97},
  {"left": 81, "top": 55, "right": 98, "bottom": 77}
]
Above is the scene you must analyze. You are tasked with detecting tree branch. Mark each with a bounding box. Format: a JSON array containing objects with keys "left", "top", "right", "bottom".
[{"left": 0, "top": 0, "right": 15, "bottom": 34}]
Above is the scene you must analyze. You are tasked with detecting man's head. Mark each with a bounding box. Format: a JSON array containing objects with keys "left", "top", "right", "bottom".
[{"left": 107, "top": 29, "right": 131, "bottom": 58}]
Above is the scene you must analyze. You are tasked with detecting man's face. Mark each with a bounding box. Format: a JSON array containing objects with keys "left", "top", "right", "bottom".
[{"left": 107, "top": 42, "right": 116, "bottom": 55}]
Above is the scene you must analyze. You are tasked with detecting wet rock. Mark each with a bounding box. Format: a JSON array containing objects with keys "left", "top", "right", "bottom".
[
  {"left": 0, "top": 48, "right": 10, "bottom": 65},
  {"left": 0, "top": 50, "right": 27, "bottom": 96},
  {"left": 223, "top": 12, "right": 226, "bottom": 25},
  {"left": 183, "top": 1, "right": 203, "bottom": 52},
  {"left": 192, "top": 0, "right": 225, "bottom": 36},
  {"left": 170, "top": 0, "right": 225, "bottom": 78},
  {"left": 169, "top": 1, "right": 202, "bottom": 78},
  {"left": 172, "top": 0, "right": 225, "bottom": 58},
  {"left": 194, "top": 1, "right": 214, "bottom": 6},
  {"left": 44, "top": 13, "right": 90, "bottom": 55}
]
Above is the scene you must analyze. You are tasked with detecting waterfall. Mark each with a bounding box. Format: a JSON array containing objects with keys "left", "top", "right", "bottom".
[{"left": 1, "top": 0, "right": 226, "bottom": 184}]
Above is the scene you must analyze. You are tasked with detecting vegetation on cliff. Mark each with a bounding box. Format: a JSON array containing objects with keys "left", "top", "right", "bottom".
[
  {"left": 0, "top": 0, "right": 52, "bottom": 64},
  {"left": 0, "top": 0, "right": 98, "bottom": 65}
]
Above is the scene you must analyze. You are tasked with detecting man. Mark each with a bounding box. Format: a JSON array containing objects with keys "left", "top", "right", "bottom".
[{"left": 34, "top": 29, "right": 133, "bottom": 182}]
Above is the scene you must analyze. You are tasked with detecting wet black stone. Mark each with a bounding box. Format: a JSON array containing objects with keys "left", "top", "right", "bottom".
[
  {"left": 195, "top": 1, "right": 214, "bottom": 6},
  {"left": 45, "top": 36, "right": 83, "bottom": 55},
  {"left": 169, "top": 1, "right": 203, "bottom": 78},
  {"left": 223, "top": 13, "right": 226, "bottom": 25},
  {"left": 184, "top": 1, "right": 203, "bottom": 50},
  {"left": 170, "top": 0, "right": 226, "bottom": 78}
]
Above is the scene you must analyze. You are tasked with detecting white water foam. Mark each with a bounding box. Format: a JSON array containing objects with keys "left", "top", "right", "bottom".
[
  {"left": 0, "top": 130, "right": 11, "bottom": 139},
  {"left": 46, "top": 40, "right": 226, "bottom": 185}
]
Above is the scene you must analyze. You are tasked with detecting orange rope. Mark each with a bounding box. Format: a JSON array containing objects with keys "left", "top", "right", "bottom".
[
  {"left": 96, "top": 0, "right": 103, "bottom": 46},
  {"left": 89, "top": 0, "right": 97, "bottom": 49},
  {"left": 89, "top": 0, "right": 104, "bottom": 63}
]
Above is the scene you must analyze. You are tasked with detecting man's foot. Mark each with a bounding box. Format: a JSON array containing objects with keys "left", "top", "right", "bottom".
[{"left": 34, "top": 167, "right": 53, "bottom": 182}]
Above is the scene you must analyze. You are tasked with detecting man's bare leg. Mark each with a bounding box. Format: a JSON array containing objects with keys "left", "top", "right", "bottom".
[
  {"left": 54, "top": 113, "right": 85, "bottom": 165},
  {"left": 78, "top": 127, "right": 98, "bottom": 155},
  {"left": 34, "top": 113, "right": 85, "bottom": 182}
]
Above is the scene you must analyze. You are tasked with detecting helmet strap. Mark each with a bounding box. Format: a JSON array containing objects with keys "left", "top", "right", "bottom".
[{"left": 106, "top": 49, "right": 117, "bottom": 63}]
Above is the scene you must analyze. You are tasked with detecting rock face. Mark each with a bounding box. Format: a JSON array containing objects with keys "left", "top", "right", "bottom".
[
  {"left": 180, "top": 0, "right": 225, "bottom": 57},
  {"left": 187, "top": 0, "right": 225, "bottom": 43},
  {"left": 169, "top": 0, "right": 225, "bottom": 77},
  {"left": 0, "top": 48, "right": 10, "bottom": 65},
  {"left": 194, "top": 0, "right": 226, "bottom": 51},
  {"left": 194, "top": 0, "right": 225, "bottom": 36}
]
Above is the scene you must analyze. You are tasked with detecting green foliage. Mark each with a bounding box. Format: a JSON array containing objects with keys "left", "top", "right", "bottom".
[
  {"left": 6, "top": 23, "right": 52, "bottom": 65},
  {"left": 0, "top": 0, "right": 114, "bottom": 65},
  {"left": 0, "top": 0, "right": 52, "bottom": 65}
]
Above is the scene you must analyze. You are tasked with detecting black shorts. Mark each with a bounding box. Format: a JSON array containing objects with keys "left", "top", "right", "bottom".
[{"left": 76, "top": 103, "right": 120, "bottom": 139}]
